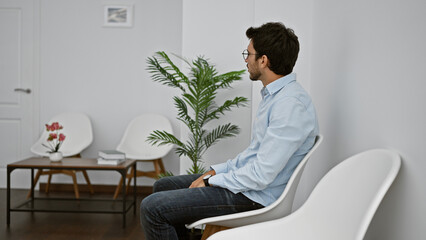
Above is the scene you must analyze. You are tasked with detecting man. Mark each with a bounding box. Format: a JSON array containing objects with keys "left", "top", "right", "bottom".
[{"left": 140, "top": 22, "right": 319, "bottom": 240}]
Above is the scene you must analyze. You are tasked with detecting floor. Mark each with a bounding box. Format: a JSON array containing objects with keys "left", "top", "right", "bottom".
[{"left": 0, "top": 189, "right": 148, "bottom": 240}]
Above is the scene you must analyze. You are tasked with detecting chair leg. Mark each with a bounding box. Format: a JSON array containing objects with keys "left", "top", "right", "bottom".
[
  {"left": 153, "top": 159, "right": 161, "bottom": 178},
  {"left": 125, "top": 165, "right": 135, "bottom": 195},
  {"left": 46, "top": 172, "right": 53, "bottom": 193},
  {"left": 82, "top": 170, "right": 94, "bottom": 194},
  {"left": 113, "top": 160, "right": 167, "bottom": 199},
  {"left": 158, "top": 158, "right": 166, "bottom": 174},
  {"left": 70, "top": 171, "right": 79, "bottom": 199},
  {"left": 27, "top": 169, "right": 43, "bottom": 199},
  {"left": 201, "top": 225, "right": 231, "bottom": 240},
  {"left": 114, "top": 165, "right": 136, "bottom": 199},
  {"left": 113, "top": 176, "right": 124, "bottom": 200}
]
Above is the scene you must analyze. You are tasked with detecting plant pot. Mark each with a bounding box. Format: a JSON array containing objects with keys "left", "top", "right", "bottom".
[{"left": 49, "top": 152, "right": 63, "bottom": 162}]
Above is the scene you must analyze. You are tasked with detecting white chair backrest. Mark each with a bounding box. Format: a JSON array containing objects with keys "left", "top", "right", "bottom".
[
  {"left": 117, "top": 113, "right": 173, "bottom": 160},
  {"left": 296, "top": 148, "right": 401, "bottom": 240},
  {"left": 31, "top": 112, "right": 93, "bottom": 157},
  {"left": 210, "top": 149, "right": 401, "bottom": 240},
  {"left": 187, "top": 135, "right": 323, "bottom": 229}
]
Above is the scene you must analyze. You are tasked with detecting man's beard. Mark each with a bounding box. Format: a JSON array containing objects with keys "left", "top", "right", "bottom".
[
  {"left": 249, "top": 70, "right": 261, "bottom": 81},
  {"left": 247, "top": 64, "right": 261, "bottom": 81}
]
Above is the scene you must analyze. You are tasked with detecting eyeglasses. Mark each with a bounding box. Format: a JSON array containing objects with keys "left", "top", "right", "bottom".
[{"left": 242, "top": 49, "right": 259, "bottom": 60}]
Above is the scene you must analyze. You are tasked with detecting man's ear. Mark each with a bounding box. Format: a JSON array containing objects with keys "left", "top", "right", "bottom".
[{"left": 259, "top": 55, "right": 269, "bottom": 69}]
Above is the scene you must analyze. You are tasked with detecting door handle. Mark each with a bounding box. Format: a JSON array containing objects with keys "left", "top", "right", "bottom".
[{"left": 14, "top": 88, "right": 31, "bottom": 94}]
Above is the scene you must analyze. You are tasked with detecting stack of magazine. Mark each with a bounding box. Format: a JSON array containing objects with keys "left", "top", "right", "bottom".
[{"left": 98, "top": 150, "right": 126, "bottom": 165}]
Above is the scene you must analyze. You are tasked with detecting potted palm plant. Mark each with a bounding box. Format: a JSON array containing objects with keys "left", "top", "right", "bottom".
[{"left": 146, "top": 51, "right": 248, "bottom": 174}]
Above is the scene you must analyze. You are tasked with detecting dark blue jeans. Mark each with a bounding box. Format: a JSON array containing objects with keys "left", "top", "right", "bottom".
[{"left": 140, "top": 174, "right": 263, "bottom": 240}]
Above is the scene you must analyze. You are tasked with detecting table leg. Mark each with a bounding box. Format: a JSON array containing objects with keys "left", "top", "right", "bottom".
[
  {"left": 7, "top": 167, "right": 12, "bottom": 226},
  {"left": 31, "top": 168, "right": 34, "bottom": 208},
  {"left": 122, "top": 169, "right": 126, "bottom": 228},
  {"left": 134, "top": 162, "right": 137, "bottom": 215}
]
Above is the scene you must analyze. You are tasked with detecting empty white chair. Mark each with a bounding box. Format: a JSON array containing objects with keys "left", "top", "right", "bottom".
[
  {"left": 29, "top": 112, "right": 94, "bottom": 198},
  {"left": 187, "top": 135, "right": 323, "bottom": 239},
  {"left": 113, "top": 113, "right": 174, "bottom": 199},
  {"left": 208, "top": 148, "right": 401, "bottom": 240}
]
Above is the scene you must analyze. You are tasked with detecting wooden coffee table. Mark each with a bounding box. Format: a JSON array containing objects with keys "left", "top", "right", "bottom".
[{"left": 6, "top": 157, "right": 136, "bottom": 228}]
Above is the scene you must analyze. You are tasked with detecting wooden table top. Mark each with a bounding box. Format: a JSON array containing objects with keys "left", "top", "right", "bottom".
[{"left": 7, "top": 157, "right": 135, "bottom": 170}]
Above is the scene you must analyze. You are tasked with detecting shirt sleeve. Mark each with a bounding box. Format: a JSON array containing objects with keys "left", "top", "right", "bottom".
[
  {"left": 209, "top": 97, "right": 315, "bottom": 193},
  {"left": 211, "top": 151, "right": 245, "bottom": 174}
]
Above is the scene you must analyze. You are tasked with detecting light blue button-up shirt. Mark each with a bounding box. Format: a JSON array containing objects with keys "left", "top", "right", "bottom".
[{"left": 209, "top": 73, "right": 319, "bottom": 207}]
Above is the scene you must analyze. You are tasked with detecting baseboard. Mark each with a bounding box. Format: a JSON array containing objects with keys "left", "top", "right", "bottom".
[{"left": 39, "top": 183, "right": 153, "bottom": 195}]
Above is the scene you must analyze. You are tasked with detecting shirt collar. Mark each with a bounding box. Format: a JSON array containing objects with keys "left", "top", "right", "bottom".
[{"left": 261, "top": 73, "right": 297, "bottom": 98}]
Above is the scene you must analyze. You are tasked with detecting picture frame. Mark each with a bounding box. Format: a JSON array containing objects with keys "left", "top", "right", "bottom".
[{"left": 103, "top": 5, "right": 133, "bottom": 27}]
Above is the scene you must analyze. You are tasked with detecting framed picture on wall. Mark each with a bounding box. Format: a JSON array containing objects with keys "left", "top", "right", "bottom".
[{"left": 103, "top": 5, "right": 133, "bottom": 27}]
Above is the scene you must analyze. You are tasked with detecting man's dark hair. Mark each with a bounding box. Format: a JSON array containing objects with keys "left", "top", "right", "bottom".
[{"left": 246, "top": 22, "right": 299, "bottom": 76}]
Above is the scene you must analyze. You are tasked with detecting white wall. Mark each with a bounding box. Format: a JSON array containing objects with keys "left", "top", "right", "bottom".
[
  {"left": 309, "top": 0, "right": 426, "bottom": 239},
  {"left": 39, "top": 0, "right": 183, "bottom": 186}
]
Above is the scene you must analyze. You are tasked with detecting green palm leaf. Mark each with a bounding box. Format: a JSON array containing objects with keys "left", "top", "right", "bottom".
[
  {"left": 147, "top": 130, "right": 184, "bottom": 148},
  {"left": 213, "top": 70, "right": 246, "bottom": 88},
  {"left": 147, "top": 57, "right": 185, "bottom": 92},
  {"left": 207, "top": 96, "right": 248, "bottom": 120},
  {"left": 203, "top": 123, "right": 240, "bottom": 150},
  {"left": 155, "top": 51, "right": 189, "bottom": 83}
]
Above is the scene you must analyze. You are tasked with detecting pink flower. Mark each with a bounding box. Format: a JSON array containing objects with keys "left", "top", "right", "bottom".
[
  {"left": 51, "top": 122, "right": 60, "bottom": 131},
  {"left": 48, "top": 133, "right": 57, "bottom": 141},
  {"left": 59, "top": 133, "right": 66, "bottom": 141}
]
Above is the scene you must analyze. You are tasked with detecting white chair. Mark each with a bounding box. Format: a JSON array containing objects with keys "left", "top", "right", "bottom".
[
  {"left": 113, "top": 113, "right": 174, "bottom": 199},
  {"left": 208, "top": 148, "right": 401, "bottom": 240},
  {"left": 29, "top": 112, "right": 94, "bottom": 199},
  {"left": 187, "top": 135, "right": 323, "bottom": 239}
]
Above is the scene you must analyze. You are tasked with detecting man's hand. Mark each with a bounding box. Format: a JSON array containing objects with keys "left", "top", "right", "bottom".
[{"left": 189, "top": 169, "right": 216, "bottom": 188}]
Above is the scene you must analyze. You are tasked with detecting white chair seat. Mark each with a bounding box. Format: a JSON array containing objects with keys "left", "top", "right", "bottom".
[{"left": 125, "top": 153, "right": 164, "bottom": 160}]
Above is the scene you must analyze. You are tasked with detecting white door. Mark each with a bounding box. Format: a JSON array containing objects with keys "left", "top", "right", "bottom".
[{"left": 0, "top": 0, "right": 38, "bottom": 188}]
